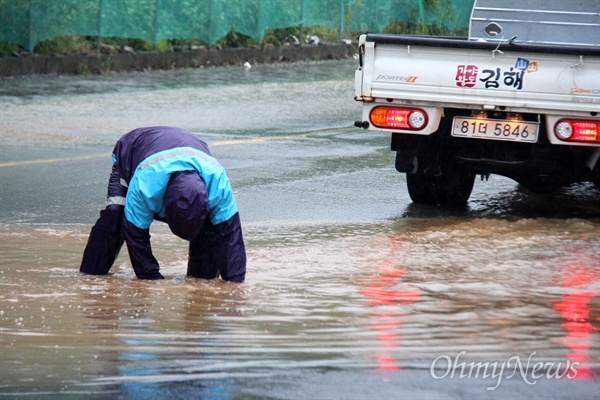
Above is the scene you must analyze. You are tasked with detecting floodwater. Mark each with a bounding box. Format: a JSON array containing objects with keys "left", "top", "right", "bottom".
[{"left": 0, "top": 60, "right": 599, "bottom": 399}]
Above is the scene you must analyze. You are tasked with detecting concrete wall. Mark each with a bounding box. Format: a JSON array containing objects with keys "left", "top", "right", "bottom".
[{"left": 0, "top": 43, "right": 356, "bottom": 76}]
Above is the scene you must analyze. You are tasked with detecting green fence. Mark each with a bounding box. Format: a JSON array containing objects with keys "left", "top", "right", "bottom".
[{"left": 1, "top": 0, "right": 475, "bottom": 52}]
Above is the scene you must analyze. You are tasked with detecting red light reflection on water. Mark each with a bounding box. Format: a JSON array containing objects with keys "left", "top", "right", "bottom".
[
  {"left": 359, "top": 236, "right": 420, "bottom": 370},
  {"left": 551, "top": 247, "right": 599, "bottom": 380}
]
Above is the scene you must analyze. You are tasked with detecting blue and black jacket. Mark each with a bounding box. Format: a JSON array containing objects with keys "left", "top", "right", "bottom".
[{"left": 82, "top": 126, "right": 246, "bottom": 281}]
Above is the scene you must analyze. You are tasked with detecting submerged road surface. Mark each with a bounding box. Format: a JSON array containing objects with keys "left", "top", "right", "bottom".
[{"left": 1, "top": 60, "right": 599, "bottom": 399}]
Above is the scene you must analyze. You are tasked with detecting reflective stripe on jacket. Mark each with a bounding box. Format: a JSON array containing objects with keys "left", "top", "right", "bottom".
[
  {"left": 126, "top": 146, "right": 238, "bottom": 229},
  {"left": 108, "top": 126, "right": 238, "bottom": 230}
]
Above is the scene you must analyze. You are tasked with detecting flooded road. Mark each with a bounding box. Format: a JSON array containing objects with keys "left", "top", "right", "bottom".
[{"left": 1, "top": 60, "right": 599, "bottom": 399}]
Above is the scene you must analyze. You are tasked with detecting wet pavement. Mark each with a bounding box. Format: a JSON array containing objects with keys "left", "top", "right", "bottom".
[{"left": 0, "top": 60, "right": 599, "bottom": 399}]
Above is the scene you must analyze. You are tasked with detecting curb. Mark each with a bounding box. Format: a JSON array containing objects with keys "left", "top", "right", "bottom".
[{"left": 0, "top": 43, "right": 357, "bottom": 77}]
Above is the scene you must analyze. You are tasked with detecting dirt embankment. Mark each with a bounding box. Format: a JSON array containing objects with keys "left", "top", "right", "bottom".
[{"left": 0, "top": 43, "right": 357, "bottom": 76}]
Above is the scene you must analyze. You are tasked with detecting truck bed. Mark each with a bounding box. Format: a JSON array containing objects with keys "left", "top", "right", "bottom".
[{"left": 356, "top": 34, "right": 600, "bottom": 115}]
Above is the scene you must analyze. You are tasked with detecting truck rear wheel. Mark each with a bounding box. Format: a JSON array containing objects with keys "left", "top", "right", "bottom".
[{"left": 406, "top": 171, "right": 475, "bottom": 206}]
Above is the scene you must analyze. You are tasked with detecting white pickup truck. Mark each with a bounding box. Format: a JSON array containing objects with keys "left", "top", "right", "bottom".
[{"left": 354, "top": 0, "right": 600, "bottom": 206}]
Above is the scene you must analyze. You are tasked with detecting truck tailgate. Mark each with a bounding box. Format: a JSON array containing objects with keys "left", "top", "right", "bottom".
[{"left": 357, "top": 35, "right": 600, "bottom": 114}]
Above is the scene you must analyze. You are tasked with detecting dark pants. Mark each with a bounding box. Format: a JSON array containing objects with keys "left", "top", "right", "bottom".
[
  {"left": 187, "top": 213, "right": 246, "bottom": 282},
  {"left": 80, "top": 206, "right": 124, "bottom": 275},
  {"left": 81, "top": 208, "right": 245, "bottom": 282}
]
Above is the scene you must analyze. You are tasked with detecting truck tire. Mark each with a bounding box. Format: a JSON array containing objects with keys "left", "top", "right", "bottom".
[
  {"left": 406, "top": 171, "right": 475, "bottom": 206},
  {"left": 406, "top": 173, "right": 437, "bottom": 205}
]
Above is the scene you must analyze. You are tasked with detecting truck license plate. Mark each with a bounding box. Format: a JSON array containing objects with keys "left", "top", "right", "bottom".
[{"left": 451, "top": 117, "right": 539, "bottom": 143}]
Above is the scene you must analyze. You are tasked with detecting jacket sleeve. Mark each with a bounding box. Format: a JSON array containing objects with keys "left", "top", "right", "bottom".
[
  {"left": 123, "top": 219, "right": 164, "bottom": 280},
  {"left": 188, "top": 212, "right": 246, "bottom": 282},
  {"left": 215, "top": 213, "right": 246, "bottom": 282}
]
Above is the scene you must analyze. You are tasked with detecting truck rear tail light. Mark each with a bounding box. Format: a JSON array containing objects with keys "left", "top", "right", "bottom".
[
  {"left": 370, "top": 107, "right": 428, "bottom": 130},
  {"left": 554, "top": 120, "right": 600, "bottom": 143}
]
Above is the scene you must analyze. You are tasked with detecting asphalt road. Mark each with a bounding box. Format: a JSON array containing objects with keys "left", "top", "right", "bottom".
[{"left": 1, "top": 60, "right": 599, "bottom": 400}]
